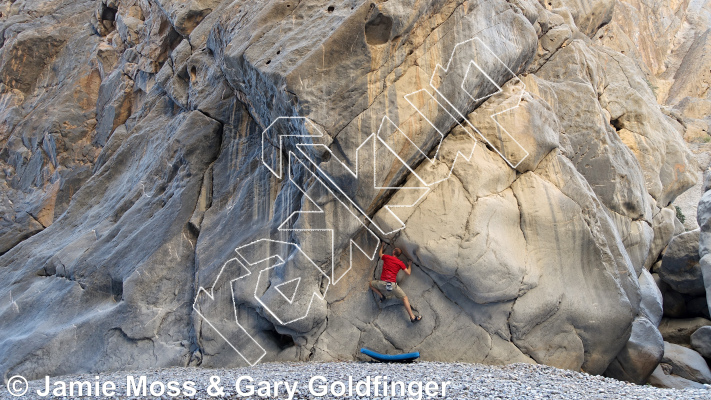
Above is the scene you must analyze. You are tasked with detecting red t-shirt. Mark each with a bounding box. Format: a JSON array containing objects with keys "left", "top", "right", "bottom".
[{"left": 380, "top": 254, "right": 406, "bottom": 282}]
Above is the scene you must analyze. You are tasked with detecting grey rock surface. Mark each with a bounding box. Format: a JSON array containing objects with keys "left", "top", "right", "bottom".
[
  {"left": 604, "top": 316, "right": 664, "bottom": 384},
  {"left": 645, "top": 207, "right": 685, "bottom": 270},
  {"left": 687, "top": 296, "right": 711, "bottom": 319},
  {"left": 700, "top": 187, "right": 711, "bottom": 315},
  {"left": 691, "top": 326, "right": 711, "bottom": 359},
  {"left": 648, "top": 364, "right": 709, "bottom": 390},
  {"left": 0, "top": 0, "right": 704, "bottom": 388},
  {"left": 661, "top": 341, "right": 711, "bottom": 384},
  {"left": 639, "top": 268, "right": 664, "bottom": 326},
  {"left": 663, "top": 290, "right": 689, "bottom": 318},
  {"left": 659, "top": 230, "right": 704, "bottom": 295},
  {"left": 658, "top": 318, "right": 711, "bottom": 347}
]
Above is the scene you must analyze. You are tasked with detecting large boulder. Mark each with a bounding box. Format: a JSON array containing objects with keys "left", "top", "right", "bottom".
[
  {"left": 703, "top": 255, "right": 711, "bottom": 320},
  {"left": 700, "top": 188, "right": 711, "bottom": 314},
  {"left": 661, "top": 341, "right": 711, "bottom": 384},
  {"left": 687, "top": 296, "right": 711, "bottom": 319},
  {"left": 648, "top": 364, "right": 708, "bottom": 389},
  {"left": 639, "top": 268, "right": 663, "bottom": 326},
  {"left": 691, "top": 326, "right": 711, "bottom": 359},
  {"left": 507, "top": 153, "right": 639, "bottom": 374},
  {"left": 370, "top": 149, "right": 639, "bottom": 374},
  {"left": 659, "top": 230, "right": 704, "bottom": 295},
  {"left": 604, "top": 316, "right": 664, "bottom": 384},
  {"left": 0, "top": 0, "right": 702, "bottom": 384},
  {"left": 662, "top": 290, "right": 688, "bottom": 318},
  {"left": 645, "top": 207, "right": 686, "bottom": 270},
  {"left": 658, "top": 318, "right": 711, "bottom": 347}
]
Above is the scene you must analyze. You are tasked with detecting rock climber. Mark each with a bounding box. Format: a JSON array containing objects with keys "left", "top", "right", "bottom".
[{"left": 369, "top": 243, "right": 422, "bottom": 323}]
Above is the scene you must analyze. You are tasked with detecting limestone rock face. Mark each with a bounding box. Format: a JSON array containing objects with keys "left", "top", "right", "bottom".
[
  {"left": 508, "top": 154, "right": 638, "bottom": 374},
  {"left": 554, "top": 0, "right": 615, "bottom": 37},
  {"left": 0, "top": 0, "right": 702, "bottom": 385},
  {"left": 598, "top": 0, "right": 711, "bottom": 234}
]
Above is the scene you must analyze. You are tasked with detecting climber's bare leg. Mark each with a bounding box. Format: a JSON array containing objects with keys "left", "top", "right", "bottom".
[
  {"left": 369, "top": 282, "right": 384, "bottom": 300},
  {"left": 402, "top": 296, "right": 416, "bottom": 320}
]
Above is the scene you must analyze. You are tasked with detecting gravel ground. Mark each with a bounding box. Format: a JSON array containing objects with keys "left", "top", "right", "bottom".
[{"left": 3, "top": 362, "right": 710, "bottom": 400}]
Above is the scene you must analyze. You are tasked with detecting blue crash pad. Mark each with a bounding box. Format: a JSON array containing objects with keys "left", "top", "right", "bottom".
[{"left": 360, "top": 348, "right": 420, "bottom": 362}]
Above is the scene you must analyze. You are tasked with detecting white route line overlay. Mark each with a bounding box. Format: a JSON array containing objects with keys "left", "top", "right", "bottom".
[
  {"left": 194, "top": 35, "right": 530, "bottom": 365},
  {"left": 192, "top": 151, "right": 381, "bottom": 365},
  {"left": 430, "top": 37, "right": 529, "bottom": 169},
  {"left": 192, "top": 257, "right": 267, "bottom": 366},
  {"left": 275, "top": 277, "right": 301, "bottom": 304},
  {"left": 281, "top": 152, "right": 380, "bottom": 285},
  {"left": 236, "top": 238, "right": 331, "bottom": 327}
]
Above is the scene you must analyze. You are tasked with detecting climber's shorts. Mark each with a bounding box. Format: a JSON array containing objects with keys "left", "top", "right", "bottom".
[{"left": 370, "top": 280, "right": 406, "bottom": 300}]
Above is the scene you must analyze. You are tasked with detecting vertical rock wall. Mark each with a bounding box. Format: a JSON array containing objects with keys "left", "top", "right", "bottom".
[{"left": 0, "top": 0, "right": 704, "bottom": 386}]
